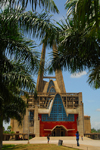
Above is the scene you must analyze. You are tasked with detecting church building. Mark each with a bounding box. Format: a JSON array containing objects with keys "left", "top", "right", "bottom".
[{"left": 10, "top": 44, "right": 91, "bottom": 137}]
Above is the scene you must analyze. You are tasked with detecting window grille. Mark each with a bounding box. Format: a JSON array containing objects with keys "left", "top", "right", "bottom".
[
  {"left": 47, "top": 80, "right": 55, "bottom": 92},
  {"left": 29, "top": 111, "right": 34, "bottom": 121},
  {"left": 49, "top": 87, "right": 56, "bottom": 93},
  {"left": 42, "top": 94, "right": 74, "bottom": 122}
]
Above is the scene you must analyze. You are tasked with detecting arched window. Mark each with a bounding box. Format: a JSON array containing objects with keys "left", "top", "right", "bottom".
[
  {"left": 42, "top": 94, "right": 74, "bottom": 121},
  {"left": 49, "top": 87, "right": 56, "bottom": 93},
  {"left": 47, "top": 80, "right": 54, "bottom": 93}
]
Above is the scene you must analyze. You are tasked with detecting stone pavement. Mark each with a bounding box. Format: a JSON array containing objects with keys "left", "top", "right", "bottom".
[{"left": 3, "top": 136, "right": 100, "bottom": 150}]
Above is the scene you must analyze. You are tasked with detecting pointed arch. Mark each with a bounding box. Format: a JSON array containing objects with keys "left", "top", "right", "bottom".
[
  {"left": 48, "top": 86, "right": 56, "bottom": 94},
  {"left": 51, "top": 125, "right": 68, "bottom": 131},
  {"left": 42, "top": 94, "right": 74, "bottom": 122},
  {"left": 47, "top": 80, "right": 55, "bottom": 93}
]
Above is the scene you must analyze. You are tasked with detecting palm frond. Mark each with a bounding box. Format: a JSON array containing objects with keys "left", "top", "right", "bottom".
[
  {"left": 0, "top": 0, "right": 59, "bottom": 13},
  {"left": 87, "top": 67, "right": 100, "bottom": 89}
]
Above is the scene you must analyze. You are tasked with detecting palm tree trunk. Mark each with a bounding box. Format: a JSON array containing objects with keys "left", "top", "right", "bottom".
[{"left": 0, "top": 115, "right": 3, "bottom": 150}]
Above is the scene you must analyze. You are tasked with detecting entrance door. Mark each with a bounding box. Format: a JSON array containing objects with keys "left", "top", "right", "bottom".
[
  {"left": 55, "top": 128, "right": 60, "bottom": 136},
  {"left": 52, "top": 126, "right": 66, "bottom": 136}
]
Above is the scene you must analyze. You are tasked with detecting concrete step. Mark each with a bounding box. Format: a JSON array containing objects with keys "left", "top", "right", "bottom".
[{"left": 30, "top": 136, "right": 91, "bottom": 141}]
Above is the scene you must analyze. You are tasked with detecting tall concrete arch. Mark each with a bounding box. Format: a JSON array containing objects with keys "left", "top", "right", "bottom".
[{"left": 36, "top": 42, "right": 66, "bottom": 93}]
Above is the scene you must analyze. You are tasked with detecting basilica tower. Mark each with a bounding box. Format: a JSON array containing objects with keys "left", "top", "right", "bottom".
[
  {"left": 36, "top": 43, "right": 66, "bottom": 93},
  {"left": 10, "top": 43, "right": 89, "bottom": 138}
]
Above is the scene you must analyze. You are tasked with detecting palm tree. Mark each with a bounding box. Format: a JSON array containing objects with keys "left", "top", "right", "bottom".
[
  {"left": 0, "top": 3, "right": 60, "bottom": 148},
  {"left": 65, "top": 0, "right": 100, "bottom": 29},
  {"left": 0, "top": 7, "right": 41, "bottom": 148},
  {"left": 87, "top": 67, "right": 100, "bottom": 89},
  {"left": 50, "top": 0, "right": 100, "bottom": 89},
  {"left": 0, "top": 0, "right": 59, "bottom": 13},
  {"left": 0, "top": 61, "right": 36, "bottom": 149},
  {"left": 0, "top": 1, "right": 59, "bottom": 147}
]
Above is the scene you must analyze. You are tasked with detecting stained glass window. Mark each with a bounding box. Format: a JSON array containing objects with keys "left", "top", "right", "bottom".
[
  {"left": 42, "top": 94, "right": 74, "bottom": 122},
  {"left": 47, "top": 80, "right": 55, "bottom": 92}
]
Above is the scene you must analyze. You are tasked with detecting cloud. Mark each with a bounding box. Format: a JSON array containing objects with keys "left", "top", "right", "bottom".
[
  {"left": 96, "top": 109, "right": 100, "bottom": 112},
  {"left": 0, "top": 0, "right": 21, "bottom": 10},
  {"left": 0, "top": 1, "right": 9, "bottom": 10},
  {"left": 70, "top": 71, "right": 87, "bottom": 78}
]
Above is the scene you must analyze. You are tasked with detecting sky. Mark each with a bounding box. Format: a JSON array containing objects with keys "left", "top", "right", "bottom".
[
  {"left": 52, "top": 0, "right": 100, "bottom": 130},
  {"left": 3, "top": 0, "right": 100, "bottom": 130},
  {"left": 28, "top": 0, "right": 100, "bottom": 130}
]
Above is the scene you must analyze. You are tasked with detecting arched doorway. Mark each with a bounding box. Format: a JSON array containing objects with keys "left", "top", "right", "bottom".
[{"left": 51, "top": 126, "right": 67, "bottom": 136}]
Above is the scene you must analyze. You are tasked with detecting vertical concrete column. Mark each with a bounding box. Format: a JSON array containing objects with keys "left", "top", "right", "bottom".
[
  {"left": 36, "top": 43, "right": 46, "bottom": 92},
  {"left": 53, "top": 43, "right": 66, "bottom": 93},
  {"left": 20, "top": 96, "right": 29, "bottom": 134},
  {"left": 39, "top": 97, "right": 40, "bottom": 108},
  {"left": 77, "top": 93, "right": 84, "bottom": 136},
  {"left": 84, "top": 116, "right": 91, "bottom": 133},
  {"left": 23, "top": 108, "right": 29, "bottom": 134},
  {"left": 34, "top": 105, "right": 40, "bottom": 137},
  {"left": 66, "top": 95, "right": 67, "bottom": 108}
]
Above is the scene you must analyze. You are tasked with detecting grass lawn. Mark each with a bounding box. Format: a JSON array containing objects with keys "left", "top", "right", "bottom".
[{"left": 2, "top": 144, "right": 81, "bottom": 150}]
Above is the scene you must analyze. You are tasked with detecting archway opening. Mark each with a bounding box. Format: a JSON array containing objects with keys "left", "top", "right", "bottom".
[{"left": 51, "top": 126, "right": 67, "bottom": 136}]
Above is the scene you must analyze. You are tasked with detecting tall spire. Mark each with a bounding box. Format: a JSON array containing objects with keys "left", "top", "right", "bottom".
[
  {"left": 36, "top": 43, "right": 46, "bottom": 92},
  {"left": 53, "top": 43, "right": 66, "bottom": 93},
  {"left": 36, "top": 42, "right": 66, "bottom": 93}
]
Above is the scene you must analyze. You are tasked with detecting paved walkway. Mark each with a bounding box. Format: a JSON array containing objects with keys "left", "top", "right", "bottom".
[{"left": 3, "top": 136, "right": 100, "bottom": 150}]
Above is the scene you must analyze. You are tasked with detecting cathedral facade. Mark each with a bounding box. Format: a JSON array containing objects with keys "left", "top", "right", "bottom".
[{"left": 10, "top": 44, "right": 91, "bottom": 137}]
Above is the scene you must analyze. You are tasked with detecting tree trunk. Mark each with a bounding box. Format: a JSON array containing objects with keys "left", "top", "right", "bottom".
[{"left": 0, "top": 116, "right": 3, "bottom": 150}]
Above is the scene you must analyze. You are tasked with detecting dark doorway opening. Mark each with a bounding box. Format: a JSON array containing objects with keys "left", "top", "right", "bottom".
[{"left": 52, "top": 126, "right": 66, "bottom": 136}]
